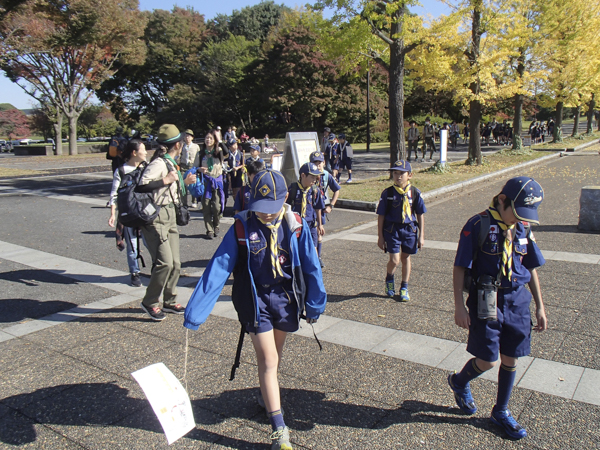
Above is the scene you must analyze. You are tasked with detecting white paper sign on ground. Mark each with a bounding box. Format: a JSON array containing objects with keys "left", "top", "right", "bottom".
[{"left": 131, "top": 363, "right": 195, "bottom": 445}]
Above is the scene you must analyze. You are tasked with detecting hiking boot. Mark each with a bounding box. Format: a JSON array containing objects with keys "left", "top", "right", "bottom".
[
  {"left": 207, "top": 231, "right": 214, "bottom": 239},
  {"left": 163, "top": 303, "right": 185, "bottom": 314},
  {"left": 491, "top": 407, "right": 527, "bottom": 440},
  {"left": 385, "top": 280, "right": 395, "bottom": 298},
  {"left": 397, "top": 288, "right": 410, "bottom": 302},
  {"left": 140, "top": 303, "right": 166, "bottom": 321},
  {"left": 270, "top": 426, "right": 292, "bottom": 450},
  {"left": 448, "top": 373, "right": 477, "bottom": 415},
  {"left": 130, "top": 273, "right": 142, "bottom": 287}
]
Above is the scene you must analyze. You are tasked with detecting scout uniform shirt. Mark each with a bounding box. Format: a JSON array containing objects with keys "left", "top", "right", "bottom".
[
  {"left": 375, "top": 185, "right": 427, "bottom": 225},
  {"left": 140, "top": 158, "right": 180, "bottom": 206},
  {"left": 288, "top": 183, "right": 326, "bottom": 226},
  {"left": 454, "top": 213, "right": 545, "bottom": 289}
]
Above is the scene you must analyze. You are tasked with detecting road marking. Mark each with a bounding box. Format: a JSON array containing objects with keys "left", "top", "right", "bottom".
[{"left": 0, "top": 239, "right": 598, "bottom": 407}]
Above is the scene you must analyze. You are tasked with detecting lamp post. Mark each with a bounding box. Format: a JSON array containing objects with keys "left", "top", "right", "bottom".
[{"left": 366, "top": 67, "right": 370, "bottom": 153}]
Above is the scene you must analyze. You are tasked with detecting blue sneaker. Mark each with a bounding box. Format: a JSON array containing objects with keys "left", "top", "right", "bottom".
[
  {"left": 491, "top": 407, "right": 527, "bottom": 440},
  {"left": 448, "top": 373, "right": 477, "bottom": 415},
  {"left": 385, "top": 280, "right": 395, "bottom": 297},
  {"left": 398, "top": 288, "right": 410, "bottom": 302}
]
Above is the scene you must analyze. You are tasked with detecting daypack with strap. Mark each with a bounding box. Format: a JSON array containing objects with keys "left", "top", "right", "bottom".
[
  {"left": 116, "top": 163, "right": 161, "bottom": 228},
  {"left": 229, "top": 213, "right": 322, "bottom": 380},
  {"left": 463, "top": 210, "right": 531, "bottom": 292},
  {"left": 107, "top": 136, "right": 127, "bottom": 159},
  {"left": 287, "top": 181, "right": 320, "bottom": 214}
]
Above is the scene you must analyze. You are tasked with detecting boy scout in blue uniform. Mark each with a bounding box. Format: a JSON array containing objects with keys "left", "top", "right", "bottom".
[
  {"left": 184, "top": 169, "right": 327, "bottom": 450},
  {"left": 233, "top": 159, "right": 264, "bottom": 214},
  {"left": 310, "top": 151, "right": 340, "bottom": 267},
  {"left": 245, "top": 143, "right": 264, "bottom": 166},
  {"left": 449, "top": 176, "right": 547, "bottom": 440},
  {"left": 338, "top": 133, "right": 353, "bottom": 183},
  {"left": 286, "top": 162, "right": 325, "bottom": 250},
  {"left": 376, "top": 160, "right": 426, "bottom": 302}
]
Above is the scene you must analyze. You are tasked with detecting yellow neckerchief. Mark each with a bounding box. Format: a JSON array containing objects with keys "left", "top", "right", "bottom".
[
  {"left": 298, "top": 180, "right": 310, "bottom": 218},
  {"left": 256, "top": 209, "right": 285, "bottom": 278},
  {"left": 488, "top": 202, "right": 515, "bottom": 280},
  {"left": 393, "top": 182, "right": 412, "bottom": 222}
]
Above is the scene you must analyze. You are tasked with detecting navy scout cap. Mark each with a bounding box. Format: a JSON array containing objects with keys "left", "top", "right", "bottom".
[
  {"left": 309, "top": 151, "right": 324, "bottom": 163},
  {"left": 249, "top": 169, "right": 288, "bottom": 214},
  {"left": 249, "top": 143, "right": 261, "bottom": 152},
  {"left": 389, "top": 160, "right": 412, "bottom": 172},
  {"left": 226, "top": 138, "right": 237, "bottom": 147},
  {"left": 500, "top": 176, "right": 544, "bottom": 224},
  {"left": 299, "top": 162, "right": 323, "bottom": 176},
  {"left": 338, "top": 133, "right": 346, "bottom": 139}
]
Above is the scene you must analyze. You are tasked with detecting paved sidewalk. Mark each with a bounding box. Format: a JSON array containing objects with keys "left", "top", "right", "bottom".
[{"left": 0, "top": 152, "right": 599, "bottom": 449}]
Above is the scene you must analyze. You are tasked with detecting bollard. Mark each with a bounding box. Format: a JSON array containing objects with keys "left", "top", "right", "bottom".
[{"left": 578, "top": 186, "right": 600, "bottom": 231}]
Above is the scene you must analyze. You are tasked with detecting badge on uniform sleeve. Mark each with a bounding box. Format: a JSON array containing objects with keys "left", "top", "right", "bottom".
[
  {"left": 489, "top": 225, "right": 499, "bottom": 234},
  {"left": 278, "top": 255, "right": 287, "bottom": 264},
  {"left": 519, "top": 238, "right": 528, "bottom": 245},
  {"left": 249, "top": 232, "right": 259, "bottom": 241}
]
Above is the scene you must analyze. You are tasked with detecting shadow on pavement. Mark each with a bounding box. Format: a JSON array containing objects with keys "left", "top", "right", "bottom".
[
  {"left": 0, "top": 299, "right": 77, "bottom": 323},
  {"left": 535, "top": 224, "right": 600, "bottom": 234}
]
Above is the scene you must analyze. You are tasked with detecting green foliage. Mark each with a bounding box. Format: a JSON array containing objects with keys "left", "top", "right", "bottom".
[
  {"left": 0, "top": 103, "right": 16, "bottom": 111},
  {"left": 422, "top": 161, "right": 452, "bottom": 174}
]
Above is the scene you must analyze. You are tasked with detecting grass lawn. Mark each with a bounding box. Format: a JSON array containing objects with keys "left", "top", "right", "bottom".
[
  {"left": 340, "top": 150, "right": 550, "bottom": 202},
  {"left": 0, "top": 167, "right": 48, "bottom": 177}
]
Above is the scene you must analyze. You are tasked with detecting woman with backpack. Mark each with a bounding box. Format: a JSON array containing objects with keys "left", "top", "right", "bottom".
[
  {"left": 199, "top": 129, "right": 229, "bottom": 239},
  {"left": 108, "top": 139, "right": 148, "bottom": 287},
  {"left": 135, "top": 124, "right": 196, "bottom": 321}
]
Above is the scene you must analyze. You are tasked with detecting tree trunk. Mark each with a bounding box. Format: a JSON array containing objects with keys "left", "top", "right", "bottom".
[
  {"left": 468, "top": 99, "right": 482, "bottom": 165},
  {"left": 467, "top": 0, "right": 482, "bottom": 165},
  {"left": 512, "top": 51, "right": 525, "bottom": 151},
  {"left": 54, "top": 113, "right": 63, "bottom": 155},
  {"left": 552, "top": 101, "right": 563, "bottom": 143},
  {"left": 388, "top": 18, "right": 406, "bottom": 167},
  {"left": 68, "top": 114, "right": 78, "bottom": 155},
  {"left": 587, "top": 94, "right": 595, "bottom": 134},
  {"left": 572, "top": 105, "right": 581, "bottom": 137}
]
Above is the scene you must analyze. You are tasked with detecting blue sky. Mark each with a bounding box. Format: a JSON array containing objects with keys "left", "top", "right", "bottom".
[{"left": 1, "top": 0, "right": 450, "bottom": 109}]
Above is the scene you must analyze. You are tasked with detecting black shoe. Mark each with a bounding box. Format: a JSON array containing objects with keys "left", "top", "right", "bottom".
[
  {"left": 140, "top": 303, "right": 166, "bottom": 321},
  {"left": 214, "top": 227, "right": 220, "bottom": 237},
  {"left": 163, "top": 303, "right": 185, "bottom": 314},
  {"left": 207, "top": 231, "right": 214, "bottom": 239},
  {"left": 131, "top": 273, "right": 142, "bottom": 287}
]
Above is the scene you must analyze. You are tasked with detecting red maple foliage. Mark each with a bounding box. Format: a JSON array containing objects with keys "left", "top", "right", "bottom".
[{"left": 0, "top": 109, "right": 31, "bottom": 139}]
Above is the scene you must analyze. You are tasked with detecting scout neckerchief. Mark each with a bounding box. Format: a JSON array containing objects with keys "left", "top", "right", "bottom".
[
  {"left": 256, "top": 209, "right": 285, "bottom": 278},
  {"left": 393, "top": 183, "right": 412, "bottom": 222},
  {"left": 163, "top": 153, "right": 186, "bottom": 196},
  {"left": 488, "top": 202, "right": 515, "bottom": 280},
  {"left": 298, "top": 181, "right": 311, "bottom": 218},
  {"left": 204, "top": 147, "right": 215, "bottom": 171}
]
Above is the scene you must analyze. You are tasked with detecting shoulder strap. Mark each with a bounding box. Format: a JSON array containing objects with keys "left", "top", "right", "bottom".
[
  {"left": 385, "top": 185, "right": 395, "bottom": 216},
  {"left": 477, "top": 211, "right": 490, "bottom": 249},
  {"left": 292, "top": 212, "right": 303, "bottom": 237},
  {"left": 229, "top": 323, "right": 246, "bottom": 381},
  {"left": 287, "top": 182, "right": 299, "bottom": 206},
  {"left": 234, "top": 218, "right": 246, "bottom": 246}
]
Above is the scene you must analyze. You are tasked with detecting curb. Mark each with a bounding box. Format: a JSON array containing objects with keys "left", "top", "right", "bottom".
[{"left": 336, "top": 151, "right": 563, "bottom": 212}]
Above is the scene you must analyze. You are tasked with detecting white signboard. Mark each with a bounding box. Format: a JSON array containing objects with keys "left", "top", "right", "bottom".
[
  {"left": 131, "top": 363, "right": 195, "bottom": 445},
  {"left": 280, "top": 132, "right": 320, "bottom": 187},
  {"left": 440, "top": 129, "right": 448, "bottom": 164},
  {"left": 271, "top": 153, "right": 283, "bottom": 171}
]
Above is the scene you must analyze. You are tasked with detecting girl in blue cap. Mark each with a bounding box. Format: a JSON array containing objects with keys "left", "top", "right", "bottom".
[
  {"left": 449, "top": 176, "right": 547, "bottom": 440},
  {"left": 184, "top": 169, "right": 327, "bottom": 450}
]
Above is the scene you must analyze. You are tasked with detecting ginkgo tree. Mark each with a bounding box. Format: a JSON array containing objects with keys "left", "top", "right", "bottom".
[{"left": 315, "top": 0, "right": 424, "bottom": 164}]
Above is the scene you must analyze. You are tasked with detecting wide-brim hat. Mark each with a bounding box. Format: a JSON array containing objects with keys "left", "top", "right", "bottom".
[
  {"left": 501, "top": 176, "right": 544, "bottom": 224},
  {"left": 184, "top": 129, "right": 194, "bottom": 136},
  {"left": 249, "top": 170, "right": 288, "bottom": 214},
  {"left": 389, "top": 160, "right": 411, "bottom": 172},
  {"left": 157, "top": 124, "right": 182, "bottom": 144}
]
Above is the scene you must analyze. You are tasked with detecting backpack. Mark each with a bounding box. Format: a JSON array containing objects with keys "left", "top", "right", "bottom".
[
  {"left": 184, "top": 167, "right": 205, "bottom": 198},
  {"left": 107, "top": 136, "right": 126, "bottom": 159},
  {"left": 463, "top": 211, "right": 530, "bottom": 292},
  {"left": 229, "top": 213, "right": 321, "bottom": 380},
  {"left": 116, "top": 163, "right": 161, "bottom": 228}
]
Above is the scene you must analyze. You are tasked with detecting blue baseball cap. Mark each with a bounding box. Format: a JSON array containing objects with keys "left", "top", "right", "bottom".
[
  {"left": 226, "top": 138, "right": 237, "bottom": 147},
  {"left": 250, "top": 143, "right": 261, "bottom": 152},
  {"left": 249, "top": 169, "right": 288, "bottom": 214},
  {"left": 389, "top": 160, "right": 412, "bottom": 172},
  {"left": 328, "top": 133, "right": 336, "bottom": 141},
  {"left": 338, "top": 133, "right": 346, "bottom": 139},
  {"left": 299, "top": 162, "right": 323, "bottom": 176},
  {"left": 500, "top": 176, "right": 544, "bottom": 224},
  {"left": 309, "top": 151, "right": 324, "bottom": 163}
]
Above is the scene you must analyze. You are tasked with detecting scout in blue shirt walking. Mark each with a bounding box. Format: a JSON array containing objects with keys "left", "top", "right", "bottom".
[
  {"left": 309, "top": 151, "right": 341, "bottom": 267},
  {"left": 337, "top": 133, "right": 354, "bottom": 183},
  {"left": 376, "top": 160, "right": 426, "bottom": 302},
  {"left": 286, "top": 162, "right": 326, "bottom": 250},
  {"left": 449, "top": 176, "right": 547, "bottom": 440},
  {"left": 233, "top": 159, "right": 264, "bottom": 214},
  {"left": 184, "top": 169, "right": 327, "bottom": 450}
]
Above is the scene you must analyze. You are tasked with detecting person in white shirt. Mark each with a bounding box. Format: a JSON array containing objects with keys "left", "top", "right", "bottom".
[{"left": 179, "top": 129, "right": 200, "bottom": 208}]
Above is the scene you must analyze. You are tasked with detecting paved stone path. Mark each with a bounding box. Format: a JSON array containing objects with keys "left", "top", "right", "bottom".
[{"left": 0, "top": 151, "right": 599, "bottom": 449}]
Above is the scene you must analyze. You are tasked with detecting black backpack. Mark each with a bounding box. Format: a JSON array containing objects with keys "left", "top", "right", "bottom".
[{"left": 116, "top": 163, "right": 161, "bottom": 228}]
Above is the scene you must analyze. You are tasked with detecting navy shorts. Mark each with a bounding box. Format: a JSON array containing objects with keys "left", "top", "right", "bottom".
[
  {"left": 309, "top": 225, "right": 318, "bottom": 248},
  {"left": 231, "top": 172, "right": 244, "bottom": 189},
  {"left": 466, "top": 286, "right": 532, "bottom": 362},
  {"left": 246, "top": 283, "right": 299, "bottom": 334},
  {"left": 383, "top": 222, "right": 418, "bottom": 255},
  {"left": 331, "top": 158, "right": 340, "bottom": 171},
  {"left": 340, "top": 157, "right": 352, "bottom": 170}
]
